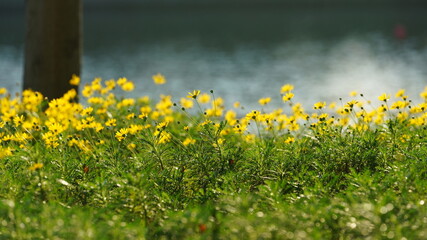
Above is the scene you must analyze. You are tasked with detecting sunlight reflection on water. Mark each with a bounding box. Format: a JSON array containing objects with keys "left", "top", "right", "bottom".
[{"left": 82, "top": 34, "right": 427, "bottom": 112}]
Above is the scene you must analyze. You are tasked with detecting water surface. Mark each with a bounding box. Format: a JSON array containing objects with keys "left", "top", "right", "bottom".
[{"left": 1, "top": 5, "right": 427, "bottom": 110}]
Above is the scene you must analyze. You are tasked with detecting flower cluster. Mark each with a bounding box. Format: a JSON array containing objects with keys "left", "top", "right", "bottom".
[{"left": 1, "top": 76, "right": 427, "bottom": 161}]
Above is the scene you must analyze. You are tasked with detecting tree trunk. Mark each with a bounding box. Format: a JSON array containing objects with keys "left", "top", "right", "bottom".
[{"left": 24, "top": 0, "right": 82, "bottom": 100}]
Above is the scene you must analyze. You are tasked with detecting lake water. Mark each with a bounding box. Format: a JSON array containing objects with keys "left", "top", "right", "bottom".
[{"left": 1, "top": 5, "right": 427, "bottom": 111}]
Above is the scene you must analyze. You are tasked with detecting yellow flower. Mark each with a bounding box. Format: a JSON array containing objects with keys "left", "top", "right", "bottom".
[
  {"left": 115, "top": 128, "right": 129, "bottom": 141},
  {"left": 198, "top": 93, "right": 210, "bottom": 104},
  {"left": 313, "top": 102, "right": 326, "bottom": 110},
  {"left": 13, "top": 115, "right": 25, "bottom": 127},
  {"left": 280, "top": 84, "right": 294, "bottom": 93},
  {"left": 349, "top": 91, "right": 358, "bottom": 97},
  {"left": 420, "top": 88, "right": 427, "bottom": 100},
  {"left": 233, "top": 124, "right": 246, "bottom": 134},
  {"left": 0, "top": 88, "right": 7, "bottom": 95},
  {"left": 345, "top": 100, "right": 358, "bottom": 109},
  {"left": 152, "top": 73, "right": 166, "bottom": 85},
  {"left": 395, "top": 89, "right": 405, "bottom": 98},
  {"left": 200, "top": 120, "right": 212, "bottom": 126},
  {"left": 82, "top": 85, "right": 93, "bottom": 98},
  {"left": 140, "top": 106, "right": 152, "bottom": 114},
  {"left": 397, "top": 112, "right": 408, "bottom": 122},
  {"left": 244, "top": 134, "right": 255, "bottom": 143},
  {"left": 69, "top": 74, "right": 80, "bottom": 86},
  {"left": 205, "top": 108, "right": 223, "bottom": 117},
  {"left": 282, "top": 92, "right": 294, "bottom": 102},
  {"left": 225, "top": 110, "right": 237, "bottom": 123},
  {"left": 138, "top": 96, "right": 150, "bottom": 104},
  {"left": 0, "top": 147, "right": 13, "bottom": 159},
  {"left": 105, "top": 119, "right": 117, "bottom": 127},
  {"left": 378, "top": 93, "right": 390, "bottom": 102},
  {"left": 212, "top": 97, "right": 224, "bottom": 108},
  {"left": 285, "top": 137, "right": 295, "bottom": 144},
  {"left": 81, "top": 107, "right": 93, "bottom": 116},
  {"left": 105, "top": 79, "right": 116, "bottom": 89},
  {"left": 121, "top": 81, "right": 135, "bottom": 91},
  {"left": 246, "top": 110, "right": 260, "bottom": 121},
  {"left": 180, "top": 98, "right": 194, "bottom": 109},
  {"left": 156, "top": 121, "right": 169, "bottom": 130},
  {"left": 128, "top": 124, "right": 143, "bottom": 134},
  {"left": 213, "top": 138, "right": 225, "bottom": 148},
  {"left": 183, "top": 137, "right": 196, "bottom": 146},
  {"left": 117, "top": 98, "right": 135, "bottom": 108},
  {"left": 29, "top": 163, "right": 43, "bottom": 171},
  {"left": 127, "top": 143, "right": 136, "bottom": 150},
  {"left": 258, "top": 97, "right": 271, "bottom": 106},
  {"left": 187, "top": 90, "right": 201, "bottom": 99},
  {"left": 90, "top": 77, "right": 102, "bottom": 91},
  {"left": 390, "top": 100, "right": 409, "bottom": 110},
  {"left": 233, "top": 102, "right": 241, "bottom": 108},
  {"left": 117, "top": 77, "right": 128, "bottom": 86},
  {"left": 47, "top": 122, "right": 66, "bottom": 135},
  {"left": 157, "top": 131, "right": 171, "bottom": 144}
]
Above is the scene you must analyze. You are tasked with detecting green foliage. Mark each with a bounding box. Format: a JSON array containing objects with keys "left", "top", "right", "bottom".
[{"left": 1, "top": 83, "right": 427, "bottom": 239}]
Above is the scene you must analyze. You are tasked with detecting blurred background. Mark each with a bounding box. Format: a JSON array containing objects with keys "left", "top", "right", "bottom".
[{"left": 1, "top": 0, "right": 427, "bottom": 110}]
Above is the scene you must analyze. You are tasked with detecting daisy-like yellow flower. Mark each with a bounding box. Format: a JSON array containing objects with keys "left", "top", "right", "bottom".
[
  {"left": 225, "top": 110, "right": 237, "bottom": 123},
  {"left": 378, "top": 93, "right": 390, "bottom": 102},
  {"left": 127, "top": 143, "right": 136, "bottom": 150},
  {"left": 126, "top": 113, "right": 135, "bottom": 120},
  {"left": 187, "top": 90, "right": 201, "bottom": 99},
  {"left": 140, "top": 106, "right": 152, "bottom": 115},
  {"left": 82, "top": 85, "right": 93, "bottom": 98},
  {"left": 246, "top": 110, "right": 260, "bottom": 121},
  {"left": 88, "top": 97, "right": 103, "bottom": 105},
  {"left": 0, "top": 147, "right": 13, "bottom": 159},
  {"left": 284, "top": 136, "right": 295, "bottom": 144},
  {"left": 258, "top": 97, "right": 271, "bottom": 106},
  {"left": 105, "top": 79, "right": 116, "bottom": 89},
  {"left": 115, "top": 128, "right": 129, "bottom": 141},
  {"left": 117, "top": 77, "right": 128, "bottom": 86},
  {"left": 105, "top": 119, "right": 117, "bottom": 127},
  {"left": 419, "top": 87, "right": 427, "bottom": 100},
  {"left": 282, "top": 92, "right": 294, "bottom": 102},
  {"left": 244, "top": 134, "right": 255, "bottom": 143},
  {"left": 121, "top": 81, "right": 135, "bottom": 91},
  {"left": 313, "top": 102, "right": 326, "bottom": 110},
  {"left": 152, "top": 73, "right": 166, "bottom": 85},
  {"left": 280, "top": 84, "right": 294, "bottom": 93},
  {"left": 128, "top": 124, "right": 143, "bottom": 134},
  {"left": 390, "top": 100, "right": 409, "bottom": 110},
  {"left": 157, "top": 131, "right": 172, "bottom": 144},
  {"left": 182, "top": 137, "right": 196, "bottom": 146},
  {"left": 180, "top": 98, "right": 194, "bottom": 109},
  {"left": 0, "top": 88, "right": 7, "bottom": 95},
  {"left": 13, "top": 115, "right": 25, "bottom": 127},
  {"left": 69, "top": 74, "right": 80, "bottom": 86},
  {"left": 345, "top": 100, "right": 358, "bottom": 109},
  {"left": 395, "top": 89, "right": 405, "bottom": 98},
  {"left": 213, "top": 138, "right": 225, "bottom": 148},
  {"left": 47, "top": 122, "right": 66, "bottom": 135},
  {"left": 198, "top": 93, "right": 210, "bottom": 104}
]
